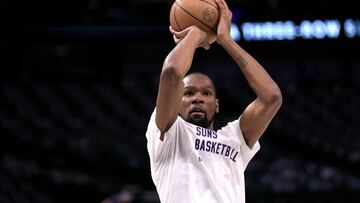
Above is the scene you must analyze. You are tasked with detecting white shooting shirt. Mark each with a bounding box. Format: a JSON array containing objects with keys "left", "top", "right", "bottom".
[{"left": 146, "top": 109, "right": 260, "bottom": 203}]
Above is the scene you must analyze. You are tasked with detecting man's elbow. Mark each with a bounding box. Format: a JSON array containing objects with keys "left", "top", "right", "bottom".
[
  {"left": 264, "top": 86, "right": 282, "bottom": 109},
  {"left": 271, "top": 87, "right": 283, "bottom": 109},
  {"left": 160, "top": 65, "right": 183, "bottom": 84}
]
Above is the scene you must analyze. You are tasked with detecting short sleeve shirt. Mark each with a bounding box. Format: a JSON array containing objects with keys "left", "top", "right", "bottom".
[{"left": 146, "top": 109, "right": 260, "bottom": 203}]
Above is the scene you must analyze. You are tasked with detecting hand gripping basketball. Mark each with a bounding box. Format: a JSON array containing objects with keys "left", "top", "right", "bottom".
[
  {"left": 169, "top": 26, "right": 211, "bottom": 50},
  {"left": 169, "top": 0, "right": 219, "bottom": 44}
]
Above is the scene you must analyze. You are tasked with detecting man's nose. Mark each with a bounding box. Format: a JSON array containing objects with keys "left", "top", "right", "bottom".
[{"left": 192, "top": 93, "right": 204, "bottom": 103}]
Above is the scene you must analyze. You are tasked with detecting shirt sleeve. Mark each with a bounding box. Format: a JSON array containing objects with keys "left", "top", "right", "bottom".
[
  {"left": 145, "top": 108, "right": 181, "bottom": 164},
  {"left": 227, "top": 119, "right": 260, "bottom": 170}
]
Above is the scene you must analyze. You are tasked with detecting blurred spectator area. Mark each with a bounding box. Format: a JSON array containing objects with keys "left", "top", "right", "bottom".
[
  {"left": 1, "top": 38, "right": 360, "bottom": 202},
  {"left": 2, "top": 0, "right": 359, "bottom": 27}
]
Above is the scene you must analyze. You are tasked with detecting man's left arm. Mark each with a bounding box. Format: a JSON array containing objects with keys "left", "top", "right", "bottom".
[{"left": 215, "top": 0, "right": 282, "bottom": 148}]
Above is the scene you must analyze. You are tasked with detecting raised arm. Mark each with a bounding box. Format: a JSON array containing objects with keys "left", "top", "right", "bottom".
[
  {"left": 156, "top": 26, "right": 209, "bottom": 140},
  {"left": 215, "top": 0, "right": 282, "bottom": 148}
]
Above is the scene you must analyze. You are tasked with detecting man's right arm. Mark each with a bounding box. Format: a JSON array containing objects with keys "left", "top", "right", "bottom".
[{"left": 156, "top": 26, "right": 208, "bottom": 140}]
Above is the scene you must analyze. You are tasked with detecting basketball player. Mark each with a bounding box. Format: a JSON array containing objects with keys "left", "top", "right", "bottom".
[{"left": 145, "top": 0, "right": 282, "bottom": 202}]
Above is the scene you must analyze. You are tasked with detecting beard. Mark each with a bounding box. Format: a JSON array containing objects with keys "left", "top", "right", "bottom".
[{"left": 186, "top": 112, "right": 214, "bottom": 129}]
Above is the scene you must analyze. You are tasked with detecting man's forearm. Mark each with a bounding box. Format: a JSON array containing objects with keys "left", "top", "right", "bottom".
[
  {"left": 156, "top": 28, "right": 206, "bottom": 135},
  {"left": 221, "top": 38, "right": 281, "bottom": 103},
  {"left": 162, "top": 30, "right": 204, "bottom": 78}
]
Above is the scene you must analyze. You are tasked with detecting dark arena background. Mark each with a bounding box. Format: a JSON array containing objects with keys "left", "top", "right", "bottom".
[{"left": 1, "top": 0, "right": 359, "bottom": 202}]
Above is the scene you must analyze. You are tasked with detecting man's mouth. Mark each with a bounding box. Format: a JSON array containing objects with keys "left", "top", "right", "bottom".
[{"left": 190, "top": 107, "right": 205, "bottom": 114}]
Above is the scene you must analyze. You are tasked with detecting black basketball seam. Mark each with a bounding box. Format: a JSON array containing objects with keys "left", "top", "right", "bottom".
[
  {"left": 174, "top": 1, "right": 216, "bottom": 33},
  {"left": 173, "top": 4, "right": 183, "bottom": 30},
  {"left": 200, "top": 0, "right": 219, "bottom": 11}
]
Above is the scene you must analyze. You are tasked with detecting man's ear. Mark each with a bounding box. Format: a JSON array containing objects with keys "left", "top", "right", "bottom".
[{"left": 215, "top": 99, "right": 219, "bottom": 113}]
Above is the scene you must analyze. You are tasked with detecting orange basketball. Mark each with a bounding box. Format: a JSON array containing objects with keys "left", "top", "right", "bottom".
[{"left": 169, "top": 0, "right": 219, "bottom": 44}]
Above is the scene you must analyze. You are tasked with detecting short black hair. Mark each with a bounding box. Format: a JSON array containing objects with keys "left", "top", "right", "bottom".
[{"left": 184, "top": 72, "right": 217, "bottom": 97}]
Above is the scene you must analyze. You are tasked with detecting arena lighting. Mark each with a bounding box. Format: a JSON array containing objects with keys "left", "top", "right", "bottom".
[{"left": 230, "top": 19, "right": 360, "bottom": 41}]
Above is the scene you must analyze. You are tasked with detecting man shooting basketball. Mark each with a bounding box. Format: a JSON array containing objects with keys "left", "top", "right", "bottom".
[{"left": 145, "top": 0, "right": 282, "bottom": 202}]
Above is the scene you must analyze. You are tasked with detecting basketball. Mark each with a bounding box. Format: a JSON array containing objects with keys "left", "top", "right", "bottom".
[{"left": 169, "top": 0, "right": 219, "bottom": 44}]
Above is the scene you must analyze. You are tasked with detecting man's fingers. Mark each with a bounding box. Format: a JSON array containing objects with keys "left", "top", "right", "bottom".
[
  {"left": 215, "top": 0, "right": 225, "bottom": 10},
  {"left": 215, "top": 0, "right": 232, "bottom": 23},
  {"left": 223, "top": 0, "right": 230, "bottom": 10},
  {"left": 216, "top": 0, "right": 230, "bottom": 16},
  {"left": 173, "top": 35, "right": 180, "bottom": 44},
  {"left": 169, "top": 26, "right": 178, "bottom": 35}
]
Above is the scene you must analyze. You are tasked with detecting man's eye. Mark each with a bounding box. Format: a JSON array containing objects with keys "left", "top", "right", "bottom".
[
  {"left": 203, "top": 91, "right": 211, "bottom": 96},
  {"left": 184, "top": 91, "right": 193, "bottom": 96}
]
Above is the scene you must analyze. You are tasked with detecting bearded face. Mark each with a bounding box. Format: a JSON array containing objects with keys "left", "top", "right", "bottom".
[{"left": 179, "top": 73, "right": 219, "bottom": 129}]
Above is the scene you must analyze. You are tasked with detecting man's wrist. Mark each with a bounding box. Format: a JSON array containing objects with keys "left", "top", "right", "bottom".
[
  {"left": 217, "top": 34, "right": 233, "bottom": 45},
  {"left": 188, "top": 28, "right": 206, "bottom": 47}
]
